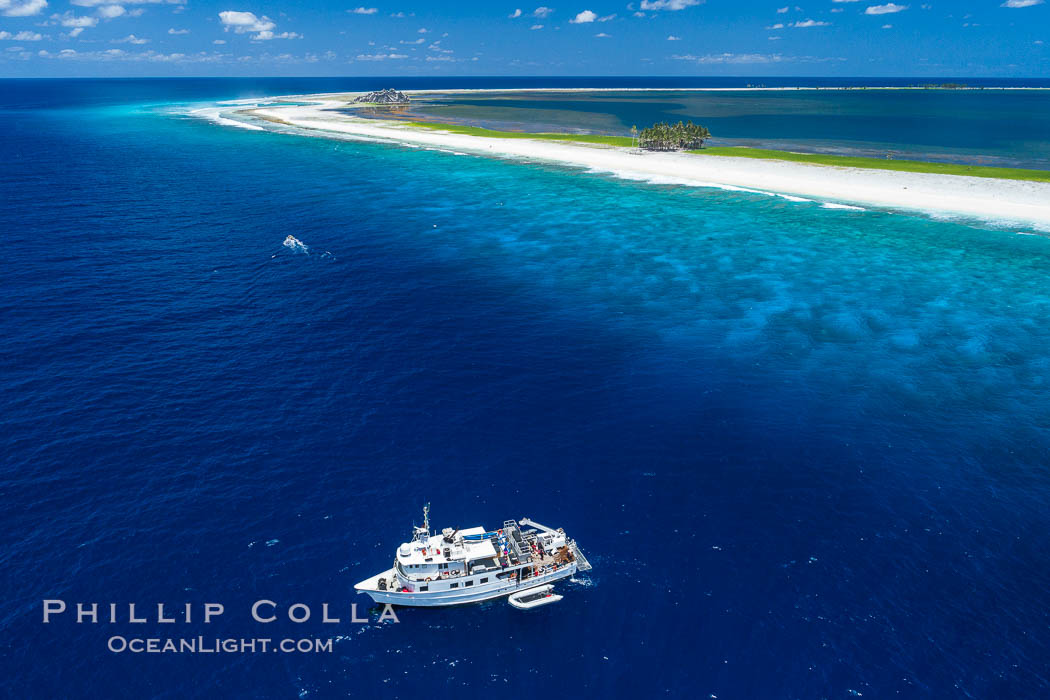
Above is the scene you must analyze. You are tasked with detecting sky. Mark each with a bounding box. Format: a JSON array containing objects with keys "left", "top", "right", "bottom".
[{"left": 0, "top": 0, "right": 1046, "bottom": 78}]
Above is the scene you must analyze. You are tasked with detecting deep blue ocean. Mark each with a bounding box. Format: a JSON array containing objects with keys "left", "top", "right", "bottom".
[{"left": 4, "top": 78, "right": 1050, "bottom": 699}]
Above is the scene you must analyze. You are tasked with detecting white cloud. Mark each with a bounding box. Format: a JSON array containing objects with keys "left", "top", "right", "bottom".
[
  {"left": 767, "top": 22, "right": 784, "bottom": 28},
  {"left": 570, "top": 9, "right": 596, "bottom": 22},
  {"left": 399, "top": 37, "right": 423, "bottom": 44},
  {"left": 71, "top": 0, "right": 183, "bottom": 6},
  {"left": 865, "top": 3, "right": 908, "bottom": 14},
  {"left": 672, "top": 51, "right": 844, "bottom": 64},
  {"left": 639, "top": 0, "right": 701, "bottom": 9},
  {"left": 533, "top": 6, "right": 553, "bottom": 17},
  {"left": 67, "top": 27, "right": 83, "bottom": 36},
  {"left": 97, "top": 5, "right": 125, "bottom": 18},
  {"left": 1001, "top": 0, "right": 1043, "bottom": 5},
  {"left": 673, "top": 52, "right": 784, "bottom": 64},
  {"left": 1, "top": 0, "right": 48, "bottom": 17},
  {"left": 349, "top": 6, "right": 377, "bottom": 13},
  {"left": 0, "top": 29, "right": 44, "bottom": 39},
  {"left": 37, "top": 47, "right": 230, "bottom": 62},
  {"left": 882, "top": 23, "right": 892, "bottom": 27},
  {"left": 530, "top": 23, "right": 543, "bottom": 28},
  {"left": 776, "top": 5, "right": 788, "bottom": 11},
  {"left": 509, "top": 8, "right": 521, "bottom": 17},
  {"left": 791, "top": 18, "right": 830, "bottom": 26},
  {"left": 219, "top": 10, "right": 273, "bottom": 34},
  {"left": 417, "top": 27, "right": 427, "bottom": 32},
  {"left": 167, "top": 27, "right": 188, "bottom": 34},
  {"left": 355, "top": 52, "right": 407, "bottom": 60},
  {"left": 54, "top": 11, "right": 98, "bottom": 27},
  {"left": 212, "top": 38, "right": 225, "bottom": 43},
  {"left": 113, "top": 33, "right": 147, "bottom": 43},
  {"left": 218, "top": 10, "right": 298, "bottom": 40},
  {"left": 594, "top": 31, "right": 610, "bottom": 36},
  {"left": 666, "top": 34, "right": 680, "bottom": 40}
]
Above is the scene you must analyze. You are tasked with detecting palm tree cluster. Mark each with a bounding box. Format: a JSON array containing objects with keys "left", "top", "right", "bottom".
[{"left": 637, "top": 121, "right": 711, "bottom": 151}]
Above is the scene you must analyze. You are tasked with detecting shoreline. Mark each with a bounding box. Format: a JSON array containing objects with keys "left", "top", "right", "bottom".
[{"left": 237, "top": 96, "right": 1050, "bottom": 231}]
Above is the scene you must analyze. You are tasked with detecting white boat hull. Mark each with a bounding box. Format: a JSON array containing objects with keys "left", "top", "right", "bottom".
[{"left": 356, "top": 564, "right": 578, "bottom": 607}]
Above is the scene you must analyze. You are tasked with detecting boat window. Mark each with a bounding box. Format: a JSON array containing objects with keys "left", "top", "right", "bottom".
[
  {"left": 465, "top": 580, "right": 473, "bottom": 587},
  {"left": 420, "top": 585, "right": 429, "bottom": 592},
  {"left": 480, "top": 578, "right": 488, "bottom": 584},
  {"left": 449, "top": 582, "right": 458, "bottom": 589}
]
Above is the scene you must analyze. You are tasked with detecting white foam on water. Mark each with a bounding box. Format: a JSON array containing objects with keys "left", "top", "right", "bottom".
[
  {"left": 822, "top": 202, "right": 867, "bottom": 211},
  {"left": 776, "top": 193, "right": 813, "bottom": 203},
  {"left": 189, "top": 107, "right": 265, "bottom": 131},
  {"left": 283, "top": 235, "right": 309, "bottom": 254}
]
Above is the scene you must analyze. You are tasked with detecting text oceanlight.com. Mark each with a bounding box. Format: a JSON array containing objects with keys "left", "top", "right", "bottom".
[
  {"left": 41, "top": 600, "right": 400, "bottom": 654},
  {"left": 107, "top": 637, "right": 334, "bottom": 654}
]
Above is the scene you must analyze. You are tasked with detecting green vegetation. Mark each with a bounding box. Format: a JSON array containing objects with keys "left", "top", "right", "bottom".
[
  {"left": 638, "top": 121, "right": 711, "bottom": 151},
  {"left": 689, "top": 147, "right": 1050, "bottom": 183},
  {"left": 401, "top": 120, "right": 1050, "bottom": 183},
  {"left": 407, "top": 121, "right": 633, "bottom": 147}
]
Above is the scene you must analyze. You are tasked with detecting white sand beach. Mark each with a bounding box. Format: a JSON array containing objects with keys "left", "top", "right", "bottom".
[{"left": 244, "top": 97, "right": 1050, "bottom": 232}]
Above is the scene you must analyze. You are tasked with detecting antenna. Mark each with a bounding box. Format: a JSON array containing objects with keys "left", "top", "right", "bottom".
[{"left": 422, "top": 502, "right": 430, "bottom": 535}]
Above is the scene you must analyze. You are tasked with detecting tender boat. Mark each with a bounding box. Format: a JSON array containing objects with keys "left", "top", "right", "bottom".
[
  {"left": 508, "top": 584, "right": 563, "bottom": 610},
  {"left": 354, "top": 505, "right": 592, "bottom": 607}
]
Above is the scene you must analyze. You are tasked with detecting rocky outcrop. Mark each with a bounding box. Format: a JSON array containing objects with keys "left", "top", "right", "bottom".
[{"left": 354, "top": 89, "right": 410, "bottom": 104}]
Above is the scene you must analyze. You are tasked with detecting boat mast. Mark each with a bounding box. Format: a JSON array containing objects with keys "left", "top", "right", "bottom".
[{"left": 413, "top": 502, "right": 431, "bottom": 543}]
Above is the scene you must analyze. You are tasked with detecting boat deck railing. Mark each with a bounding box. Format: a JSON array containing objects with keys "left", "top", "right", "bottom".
[
  {"left": 502, "top": 519, "right": 528, "bottom": 564},
  {"left": 570, "top": 541, "right": 592, "bottom": 572}
]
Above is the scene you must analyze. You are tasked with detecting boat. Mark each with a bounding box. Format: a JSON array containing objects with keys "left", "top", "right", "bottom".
[
  {"left": 354, "top": 505, "right": 592, "bottom": 607},
  {"left": 508, "top": 584, "right": 563, "bottom": 610}
]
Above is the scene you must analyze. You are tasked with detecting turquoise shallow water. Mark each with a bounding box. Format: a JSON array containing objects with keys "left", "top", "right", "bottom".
[{"left": 4, "top": 79, "right": 1050, "bottom": 698}]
